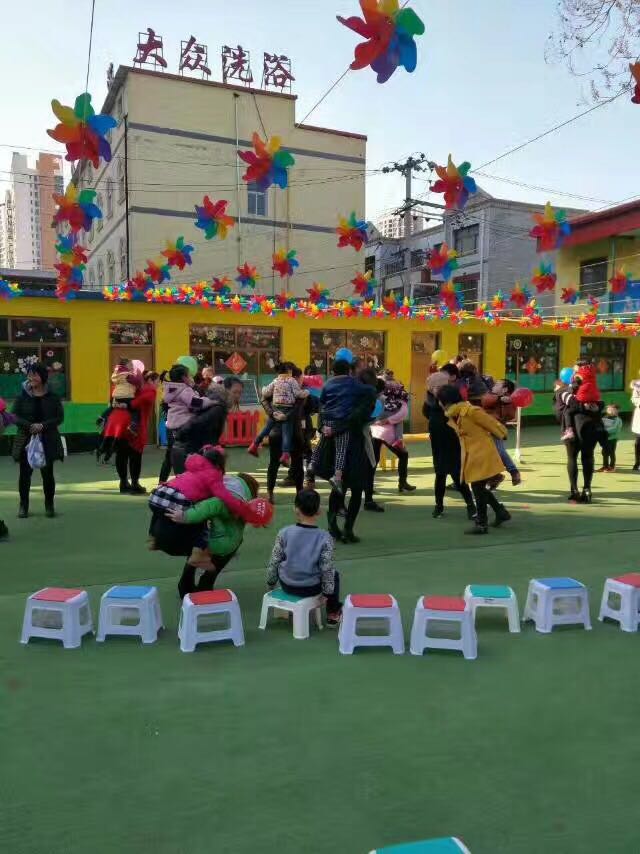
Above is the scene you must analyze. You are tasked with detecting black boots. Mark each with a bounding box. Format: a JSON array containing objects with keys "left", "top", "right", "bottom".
[
  {"left": 398, "top": 482, "right": 417, "bottom": 493},
  {"left": 492, "top": 504, "right": 512, "bottom": 527},
  {"left": 45, "top": 502, "right": 56, "bottom": 518},
  {"left": 466, "top": 521, "right": 489, "bottom": 535},
  {"left": 18, "top": 504, "right": 28, "bottom": 519}
]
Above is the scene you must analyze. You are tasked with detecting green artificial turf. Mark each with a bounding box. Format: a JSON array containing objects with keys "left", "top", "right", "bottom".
[{"left": 1, "top": 428, "right": 639, "bottom": 854}]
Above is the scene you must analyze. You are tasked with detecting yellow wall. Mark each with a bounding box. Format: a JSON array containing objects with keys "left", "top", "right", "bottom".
[
  {"left": 4, "top": 297, "right": 638, "bottom": 410},
  {"left": 556, "top": 235, "right": 640, "bottom": 314}
]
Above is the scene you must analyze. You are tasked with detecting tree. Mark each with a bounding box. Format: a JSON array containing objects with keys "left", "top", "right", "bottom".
[{"left": 546, "top": 0, "right": 640, "bottom": 100}]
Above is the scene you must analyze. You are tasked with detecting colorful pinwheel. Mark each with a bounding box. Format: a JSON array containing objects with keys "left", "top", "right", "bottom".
[
  {"left": 0, "top": 279, "right": 20, "bottom": 300},
  {"left": 337, "top": 0, "right": 425, "bottom": 84},
  {"left": 145, "top": 259, "right": 172, "bottom": 285},
  {"left": 428, "top": 242, "right": 458, "bottom": 280},
  {"left": 337, "top": 212, "right": 368, "bottom": 251},
  {"left": 431, "top": 155, "right": 477, "bottom": 211},
  {"left": 128, "top": 272, "right": 150, "bottom": 292},
  {"left": 529, "top": 202, "right": 571, "bottom": 251},
  {"left": 52, "top": 184, "right": 102, "bottom": 234},
  {"left": 351, "top": 270, "right": 376, "bottom": 300},
  {"left": 609, "top": 267, "right": 632, "bottom": 294},
  {"left": 630, "top": 63, "right": 640, "bottom": 105},
  {"left": 47, "top": 93, "right": 117, "bottom": 168},
  {"left": 531, "top": 261, "right": 557, "bottom": 293},
  {"left": 561, "top": 287, "right": 579, "bottom": 305},
  {"left": 439, "top": 281, "right": 463, "bottom": 311},
  {"left": 212, "top": 276, "right": 233, "bottom": 296},
  {"left": 491, "top": 290, "right": 506, "bottom": 311},
  {"left": 510, "top": 282, "right": 531, "bottom": 308},
  {"left": 238, "top": 133, "right": 295, "bottom": 191},
  {"left": 194, "top": 196, "right": 235, "bottom": 240},
  {"left": 161, "top": 237, "right": 194, "bottom": 270},
  {"left": 306, "top": 283, "right": 330, "bottom": 305},
  {"left": 236, "top": 263, "right": 260, "bottom": 289},
  {"left": 55, "top": 234, "right": 89, "bottom": 266},
  {"left": 272, "top": 249, "right": 299, "bottom": 278},
  {"left": 382, "top": 291, "right": 402, "bottom": 314}
]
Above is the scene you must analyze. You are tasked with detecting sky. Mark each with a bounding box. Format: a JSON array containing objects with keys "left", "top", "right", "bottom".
[{"left": 1, "top": 0, "right": 636, "bottom": 224}]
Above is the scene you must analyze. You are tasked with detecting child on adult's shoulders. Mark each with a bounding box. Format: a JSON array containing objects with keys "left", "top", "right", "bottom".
[{"left": 266, "top": 489, "right": 342, "bottom": 626}]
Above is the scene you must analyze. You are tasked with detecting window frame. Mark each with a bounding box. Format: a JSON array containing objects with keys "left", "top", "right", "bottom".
[
  {"left": 579, "top": 256, "right": 608, "bottom": 298},
  {"left": 247, "top": 182, "right": 268, "bottom": 217},
  {"left": 453, "top": 225, "right": 479, "bottom": 256},
  {"left": 579, "top": 336, "right": 626, "bottom": 391},
  {"left": 0, "top": 316, "right": 71, "bottom": 399},
  {"left": 505, "top": 334, "right": 560, "bottom": 393},
  {"left": 458, "top": 333, "right": 484, "bottom": 373},
  {"left": 189, "top": 324, "right": 281, "bottom": 380},
  {"left": 310, "top": 328, "right": 386, "bottom": 376}
]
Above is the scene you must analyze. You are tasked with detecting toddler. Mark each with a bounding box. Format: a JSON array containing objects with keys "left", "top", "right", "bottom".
[
  {"left": 248, "top": 363, "right": 309, "bottom": 465},
  {"left": 381, "top": 379, "right": 409, "bottom": 450},
  {"left": 481, "top": 380, "right": 521, "bottom": 486},
  {"left": 600, "top": 403, "right": 623, "bottom": 472},
  {"left": 98, "top": 358, "right": 143, "bottom": 433},
  {"left": 561, "top": 364, "right": 601, "bottom": 441},
  {"left": 266, "top": 489, "right": 342, "bottom": 626},
  {"left": 163, "top": 363, "right": 216, "bottom": 436}
]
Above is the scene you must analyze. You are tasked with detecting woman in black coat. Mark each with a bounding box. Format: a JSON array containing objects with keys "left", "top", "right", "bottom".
[{"left": 11, "top": 363, "right": 64, "bottom": 518}]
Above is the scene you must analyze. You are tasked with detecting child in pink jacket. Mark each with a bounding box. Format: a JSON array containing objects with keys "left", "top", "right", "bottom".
[
  {"left": 163, "top": 364, "right": 215, "bottom": 431},
  {"left": 375, "top": 380, "right": 409, "bottom": 450}
]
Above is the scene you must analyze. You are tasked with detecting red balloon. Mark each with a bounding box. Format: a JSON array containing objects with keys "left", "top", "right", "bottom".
[
  {"left": 511, "top": 387, "right": 534, "bottom": 409},
  {"left": 249, "top": 497, "right": 274, "bottom": 527}
]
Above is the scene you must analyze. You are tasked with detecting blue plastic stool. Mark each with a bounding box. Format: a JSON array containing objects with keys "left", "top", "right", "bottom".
[
  {"left": 370, "top": 837, "right": 471, "bottom": 853},
  {"left": 97, "top": 585, "right": 164, "bottom": 644}
]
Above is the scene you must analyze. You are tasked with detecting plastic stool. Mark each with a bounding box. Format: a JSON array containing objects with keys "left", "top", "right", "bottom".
[
  {"left": 410, "top": 596, "right": 477, "bottom": 659},
  {"left": 598, "top": 573, "right": 640, "bottom": 632},
  {"left": 523, "top": 577, "right": 591, "bottom": 633},
  {"left": 97, "top": 585, "right": 163, "bottom": 644},
  {"left": 179, "top": 589, "right": 245, "bottom": 652},
  {"left": 259, "top": 589, "right": 323, "bottom": 640},
  {"left": 21, "top": 587, "right": 93, "bottom": 649},
  {"left": 380, "top": 444, "right": 398, "bottom": 472},
  {"left": 338, "top": 594, "right": 404, "bottom": 654},
  {"left": 464, "top": 585, "right": 520, "bottom": 633},
  {"left": 370, "top": 838, "right": 471, "bottom": 853}
]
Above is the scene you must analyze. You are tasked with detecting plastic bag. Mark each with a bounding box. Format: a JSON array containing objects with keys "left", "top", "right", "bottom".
[{"left": 26, "top": 435, "right": 46, "bottom": 469}]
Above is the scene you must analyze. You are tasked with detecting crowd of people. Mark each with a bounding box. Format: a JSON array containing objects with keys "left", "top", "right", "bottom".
[{"left": 2, "top": 350, "right": 640, "bottom": 623}]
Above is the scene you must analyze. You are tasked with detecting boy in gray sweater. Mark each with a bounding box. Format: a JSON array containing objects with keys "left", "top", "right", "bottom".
[{"left": 266, "top": 489, "right": 342, "bottom": 625}]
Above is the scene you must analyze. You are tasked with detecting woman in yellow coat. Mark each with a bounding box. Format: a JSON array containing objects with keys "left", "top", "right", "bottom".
[{"left": 439, "top": 385, "right": 512, "bottom": 535}]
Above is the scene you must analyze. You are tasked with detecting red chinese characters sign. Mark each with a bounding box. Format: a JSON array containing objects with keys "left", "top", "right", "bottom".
[
  {"left": 222, "top": 45, "right": 254, "bottom": 85},
  {"left": 133, "top": 28, "right": 167, "bottom": 70},
  {"left": 179, "top": 36, "right": 211, "bottom": 78},
  {"left": 262, "top": 53, "right": 295, "bottom": 92}
]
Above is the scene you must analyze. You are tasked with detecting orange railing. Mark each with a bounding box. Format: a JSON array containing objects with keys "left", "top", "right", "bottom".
[{"left": 221, "top": 410, "right": 261, "bottom": 447}]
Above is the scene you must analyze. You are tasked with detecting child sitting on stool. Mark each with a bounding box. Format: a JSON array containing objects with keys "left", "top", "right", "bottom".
[{"left": 266, "top": 489, "right": 342, "bottom": 626}]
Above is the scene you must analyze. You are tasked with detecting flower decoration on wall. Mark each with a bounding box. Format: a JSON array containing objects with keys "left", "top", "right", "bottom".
[
  {"left": 238, "top": 133, "right": 295, "bottom": 190},
  {"left": 272, "top": 249, "right": 299, "bottom": 278},
  {"left": 431, "top": 155, "right": 477, "bottom": 210},
  {"left": 47, "top": 93, "right": 117, "bottom": 168},
  {"left": 337, "top": 212, "right": 368, "bottom": 251},
  {"left": 337, "top": 0, "right": 426, "bottom": 84},
  {"left": 194, "top": 196, "right": 236, "bottom": 240}
]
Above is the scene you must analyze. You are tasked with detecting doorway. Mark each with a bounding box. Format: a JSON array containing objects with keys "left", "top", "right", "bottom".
[
  {"left": 410, "top": 332, "right": 439, "bottom": 433},
  {"left": 109, "top": 322, "right": 156, "bottom": 443}
]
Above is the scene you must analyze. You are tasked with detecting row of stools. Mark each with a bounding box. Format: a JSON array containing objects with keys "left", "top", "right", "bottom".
[{"left": 19, "top": 574, "right": 640, "bottom": 653}]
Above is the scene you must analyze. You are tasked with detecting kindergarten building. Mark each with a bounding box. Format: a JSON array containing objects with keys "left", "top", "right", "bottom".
[{"left": 1, "top": 291, "right": 638, "bottom": 437}]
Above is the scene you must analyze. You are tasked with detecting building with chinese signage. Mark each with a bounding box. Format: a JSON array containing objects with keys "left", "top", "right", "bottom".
[{"left": 75, "top": 64, "right": 366, "bottom": 299}]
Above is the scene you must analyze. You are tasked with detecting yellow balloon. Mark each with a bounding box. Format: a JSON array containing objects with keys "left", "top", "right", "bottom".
[{"left": 431, "top": 349, "right": 450, "bottom": 367}]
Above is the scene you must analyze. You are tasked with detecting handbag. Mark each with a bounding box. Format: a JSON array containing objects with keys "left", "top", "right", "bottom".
[{"left": 26, "top": 435, "right": 46, "bottom": 469}]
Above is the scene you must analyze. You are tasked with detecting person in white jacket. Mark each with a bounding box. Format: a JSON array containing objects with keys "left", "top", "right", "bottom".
[{"left": 631, "top": 375, "right": 640, "bottom": 472}]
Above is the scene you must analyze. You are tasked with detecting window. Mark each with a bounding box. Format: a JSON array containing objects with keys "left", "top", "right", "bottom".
[
  {"left": 454, "top": 225, "right": 479, "bottom": 256},
  {"left": 119, "top": 238, "right": 127, "bottom": 281},
  {"left": 247, "top": 182, "right": 267, "bottom": 217},
  {"left": 97, "top": 194, "right": 104, "bottom": 230},
  {"left": 107, "top": 250, "right": 116, "bottom": 286},
  {"left": 453, "top": 274, "right": 479, "bottom": 306},
  {"left": 580, "top": 337, "right": 626, "bottom": 391},
  {"left": 106, "top": 181, "right": 114, "bottom": 219},
  {"left": 410, "top": 249, "right": 426, "bottom": 269},
  {"left": 97, "top": 260, "right": 105, "bottom": 288},
  {"left": 109, "top": 322, "right": 153, "bottom": 346},
  {"left": 0, "top": 317, "right": 70, "bottom": 399},
  {"left": 310, "top": 329, "right": 385, "bottom": 376},
  {"left": 364, "top": 255, "right": 376, "bottom": 276},
  {"left": 458, "top": 334, "right": 484, "bottom": 372},
  {"left": 580, "top": 257, "right": 608, "bottom": 298},
  {"left": 117, "top": 159, "right": 125, "bottom": 202},
  {"left": 189, "top": 324, "right": 281, "bottom": 384},
  {"left": 505, "top": 335, "right": 559, "bottom": 392}
]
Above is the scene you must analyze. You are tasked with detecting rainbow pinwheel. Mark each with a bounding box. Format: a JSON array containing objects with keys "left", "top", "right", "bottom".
[
  {"left": 431, "top": 155, "right": 477, "bottom": 211},
  {"left": 194, "top": 196, "right": 235, "bottom": 240},
  {"left": 55, "top": 234, "right": 89, "bottom": 266},
  {"left": 609, "top": 267, "right": 632, "bottom": 294},
  {"left": 529, "top": 202, "right": 571, "bottom": 251},
  {"left": 337, "top": 0, "right": 425, "bottom": 84},
  {"left": 439, "top": 281, "right": 463, "bottom": 311},
  {"left": 561, "top": 287, "right": 579, "bottom": 305},
  {"left": 145, "top": 259, "right": 172, "bottom": 285},
  {"left": 128, "top": 272, "right": 150, "bottom": 292},
  {"left": 352, "top": 270, "right": 376, "bottom": 300},
  {"left": 337, "top": 212, "right": 368, "bottom": 251},
  {"left": 428, "top": 242, "right": 458, "bottom": 280},
  {"left": 306, "top": 283, "right": 330, "bottom": 305},
  {"left": 52, "top": 184, "right": 102, "bottom": 234},
  {"left": 382, "top": 291, "right": 402, "bottom": 314},
  {"left": 510, "top": 282, "right": 531, "bottom": 308},
  {"left": 47, "top": 93, "right": 117, "bottom": 168},
  {"left": 236, "top": 263, "right": 260, "bottom": 289},
  {"left": 272, "top": 249, "right": 299, "bottom": 278},
  {"left": 161, "top": 237, "right": 194, "bottom": 270},
  {"left": 238, "top": 133, "right": 295, "bottom": 191},
  {"left": 212, "top": 276, "right": 233, "bottom": 296},
  {"left": 491, "top": 291, "right": 506, "bottom": 311},
  {"left": 531, "top": 261, "right": 557, "bottom": 293},
  {"left": 54, "top": 261, "right": 84, "bottom": 288},
  {"left": 630, "top": 63, "right": 640, "bottom": 105},
  {"left": 0, "top": 279, "right": 20, "bottom": 300}
]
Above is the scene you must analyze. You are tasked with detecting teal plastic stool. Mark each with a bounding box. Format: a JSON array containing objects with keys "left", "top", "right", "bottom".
[
  {"left": 259, "top": 588, "right": 324, "bottom": 639},
  {"left": 370, "top": 837, "right": 471, "bottom": 853},
  {"left": 464, "top": 584, "right": 520, "bottom": 633}
]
